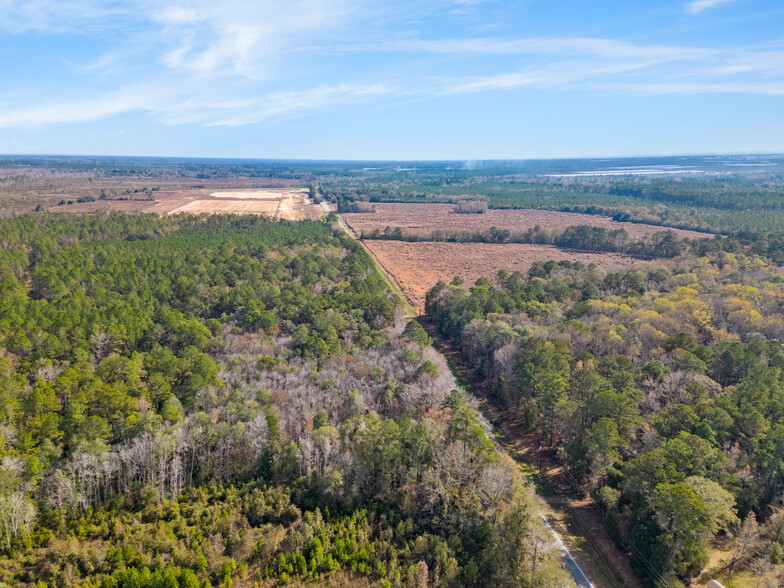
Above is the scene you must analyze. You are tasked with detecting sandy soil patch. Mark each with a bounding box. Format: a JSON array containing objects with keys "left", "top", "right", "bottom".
[
  {"left": 169, "top": 200, "right": 280, "bottom": 215},
  {"left": 51, "top": 187, "right": 324, "bottom": 220},
  {"left": 343, "top": 203, "right": 710, "bottom": 240},
  {"left": 365, "top": 240, "right": 636, "bottom": 312},
  {"left": 209, "top": 189, "right": 307, "bottom": 199}
]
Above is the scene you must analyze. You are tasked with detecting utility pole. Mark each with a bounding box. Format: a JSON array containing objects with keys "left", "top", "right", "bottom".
[{"left": 539, "top": 441, "right": 544, "bottom": 478}]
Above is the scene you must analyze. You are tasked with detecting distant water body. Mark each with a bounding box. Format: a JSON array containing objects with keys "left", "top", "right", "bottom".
[{"left": 544, "top": 165, "right": 704, "bottom": 178}]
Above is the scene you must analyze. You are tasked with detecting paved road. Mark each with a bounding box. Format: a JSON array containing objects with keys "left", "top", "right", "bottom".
[
  {"left": 332, "top": 210, "right": 598, "bottom": 588},
  {"left": 541, "top": 514, "right": 594, "bottom": 587}
]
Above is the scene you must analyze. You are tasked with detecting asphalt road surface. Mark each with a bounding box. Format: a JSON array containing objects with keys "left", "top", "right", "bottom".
[{"left": 541, "top": 514, "right": 594, "bottom": 587}]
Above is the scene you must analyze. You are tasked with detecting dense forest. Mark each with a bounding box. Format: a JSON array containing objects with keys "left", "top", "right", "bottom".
[
  {"left": 427, "top": 253, "right": 784, "bottom": 587},
  {"left": 0, "top": 212, "right": 570, "bottom": 587}
]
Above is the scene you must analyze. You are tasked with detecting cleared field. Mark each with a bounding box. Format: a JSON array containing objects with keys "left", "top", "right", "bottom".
[
  {"left": 343, "top": 203, "right": 710, "bottom": 240},
  {"left": 209, "top": 189, "right": 307, "bottom": 199},
  {"left": 169, "top": 199, "right": 280, "bottom": 215},
  {"left": 364, "top": 240, "right": 635, "bottom": 312},
  {"left": 51, "top": 188, "right": 324, "bottom": 220}
]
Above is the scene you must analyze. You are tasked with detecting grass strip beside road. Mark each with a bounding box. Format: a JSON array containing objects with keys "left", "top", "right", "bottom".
[{"left": 332, "top": 210, "right": 416, "bottom": 318}]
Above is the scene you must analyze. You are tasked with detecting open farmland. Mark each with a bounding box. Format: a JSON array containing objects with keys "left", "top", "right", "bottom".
[
  {"left": 364, "top": 240, "right": 635, "bottom": 312},
  {"left": 50, "top": 188, "right": 324, "bottom": 220},
  {"left": 342, "top": 203, "right": 710, "bottom": 239}
]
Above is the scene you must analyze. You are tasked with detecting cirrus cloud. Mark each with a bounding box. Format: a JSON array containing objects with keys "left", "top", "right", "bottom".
[
  {"left": 686, "top": 0, "right": 739, "bottom": 14},
  {"left": 0, "top": 0, "right": 782, "bottom": 130}
]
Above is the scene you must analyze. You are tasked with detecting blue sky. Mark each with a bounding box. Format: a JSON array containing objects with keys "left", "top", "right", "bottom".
[{"left": 0, "top": 0, "right": 783, "bottom": 159}]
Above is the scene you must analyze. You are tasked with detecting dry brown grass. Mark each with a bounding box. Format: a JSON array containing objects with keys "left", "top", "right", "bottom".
[
  {"left": 343, "top": 203, "right": 710, "bottom": 240},
  {"left": 365, "top": 240, "right": 636, "bottom": 312},
  {"left": 0, "top": 166, "right": 308, "bottom": 216}
]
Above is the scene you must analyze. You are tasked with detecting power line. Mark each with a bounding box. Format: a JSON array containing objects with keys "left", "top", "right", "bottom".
[{"left": 541, "top": 445, "right": 674, "bottom": 588}]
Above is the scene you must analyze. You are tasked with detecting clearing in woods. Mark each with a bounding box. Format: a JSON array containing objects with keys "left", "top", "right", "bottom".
[
  {"left": 169, "top": 199, "right": 280, "bottom": 215},
  {"left": 208, "top": 190, "right": 295, "bottom": 199},
  {"left": 342, "top": 202, "right": 711, "bottom": 239},
  {"left": 364, "top": 240, "right": 636, "bottom": 313},
  {"left": 52, "top": 188, "right": 323, "bottom": 220}
]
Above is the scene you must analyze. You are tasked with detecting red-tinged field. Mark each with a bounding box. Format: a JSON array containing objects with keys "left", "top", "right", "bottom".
[
  {"left": 343, "top": 203, "right": 710, "bottom": 240},
  {"left": 364, "top": 240, "right": 636, "bottom": 312}
]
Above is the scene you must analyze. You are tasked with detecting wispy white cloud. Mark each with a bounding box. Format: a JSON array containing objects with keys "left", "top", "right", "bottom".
[
  {"left": 435, "top": 39, "right": 784, "bottom": 97},
  {"left": 0, "top": 79, "right": 396, "bottom": 129},
  {"left": 147, "top": 1, "right": 360, "bottom": 78},
  {"left": 0, "top": 0, "right": 783, "bottom": 130},
  {"left": 586, "top": 80, "right": 784, "bottom": 96},
  {"left": 0, "top": 0, "right": 390, "bottom": 127},
  {"left": 686, "top": 0, "right": 738, "bottom": 15},
  {"left": 204, "top": 83, "right": 394, "bottom": 126},
  {"left": 0, "top": 0, "right": 360, "bottom": 76},
  {"left": 142, "top": 83, "right": 394, "bottom": 126},
  {"left": 352, "top": 35, "right": 714, "bottom": 60},
  {"left": 0, "top": 0, "right": 133, "bottom": 34},
  {"left": 0, "top": 85, "right": 169, "bottom": 128}
]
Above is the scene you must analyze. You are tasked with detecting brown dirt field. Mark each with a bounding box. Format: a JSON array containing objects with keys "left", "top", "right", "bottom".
[
  {"left": 365, "top": 240, "right": 636, "bottom": 313},
  {"left": 169, "top": 199, "right": 280, "bottom": 215},
  {"left": 50, "top": 188, "right": 324, "bottom": 220},
  {"left": 0, "top": 165, "right": 310, "bottom": 216},
  {"left": 343, "top": 203, "right": 710, "bottom": 240},
  {"left": 209, "top": 189, "right": 307, "bottom": 199}
]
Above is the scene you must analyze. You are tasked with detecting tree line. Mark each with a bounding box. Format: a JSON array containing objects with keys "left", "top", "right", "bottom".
[{"left": 362, "top": 223, "right": 691, "bottom": 259}]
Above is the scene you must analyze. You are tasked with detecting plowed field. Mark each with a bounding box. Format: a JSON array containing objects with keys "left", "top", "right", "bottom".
[
  {"left": 343, "top": 203, "right": 709, "bottom": 240},
  {"left": 364, "top": 240, "right": 635, "bottom": 313}
]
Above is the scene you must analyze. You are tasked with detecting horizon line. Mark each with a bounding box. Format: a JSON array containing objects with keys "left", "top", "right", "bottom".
[{"left": 1, "top": 151, "right": 783, "bottom": 164}]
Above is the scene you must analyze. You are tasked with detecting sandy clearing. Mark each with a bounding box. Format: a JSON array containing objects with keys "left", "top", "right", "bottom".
[
  {"left": 277, "top": 195, "right": 297, "bottom": 220},
  {"left": 50, "top": 186, "right": 323, "bottom": 220},
  {"left": 209, "top": 189, "right": 308, "bottom": 199},
  {"left": 169, "top": 200, "right": 280, "bottom": 215},
  {"left": 364, "top": 240, "right": 636, "bottom": 312}
]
